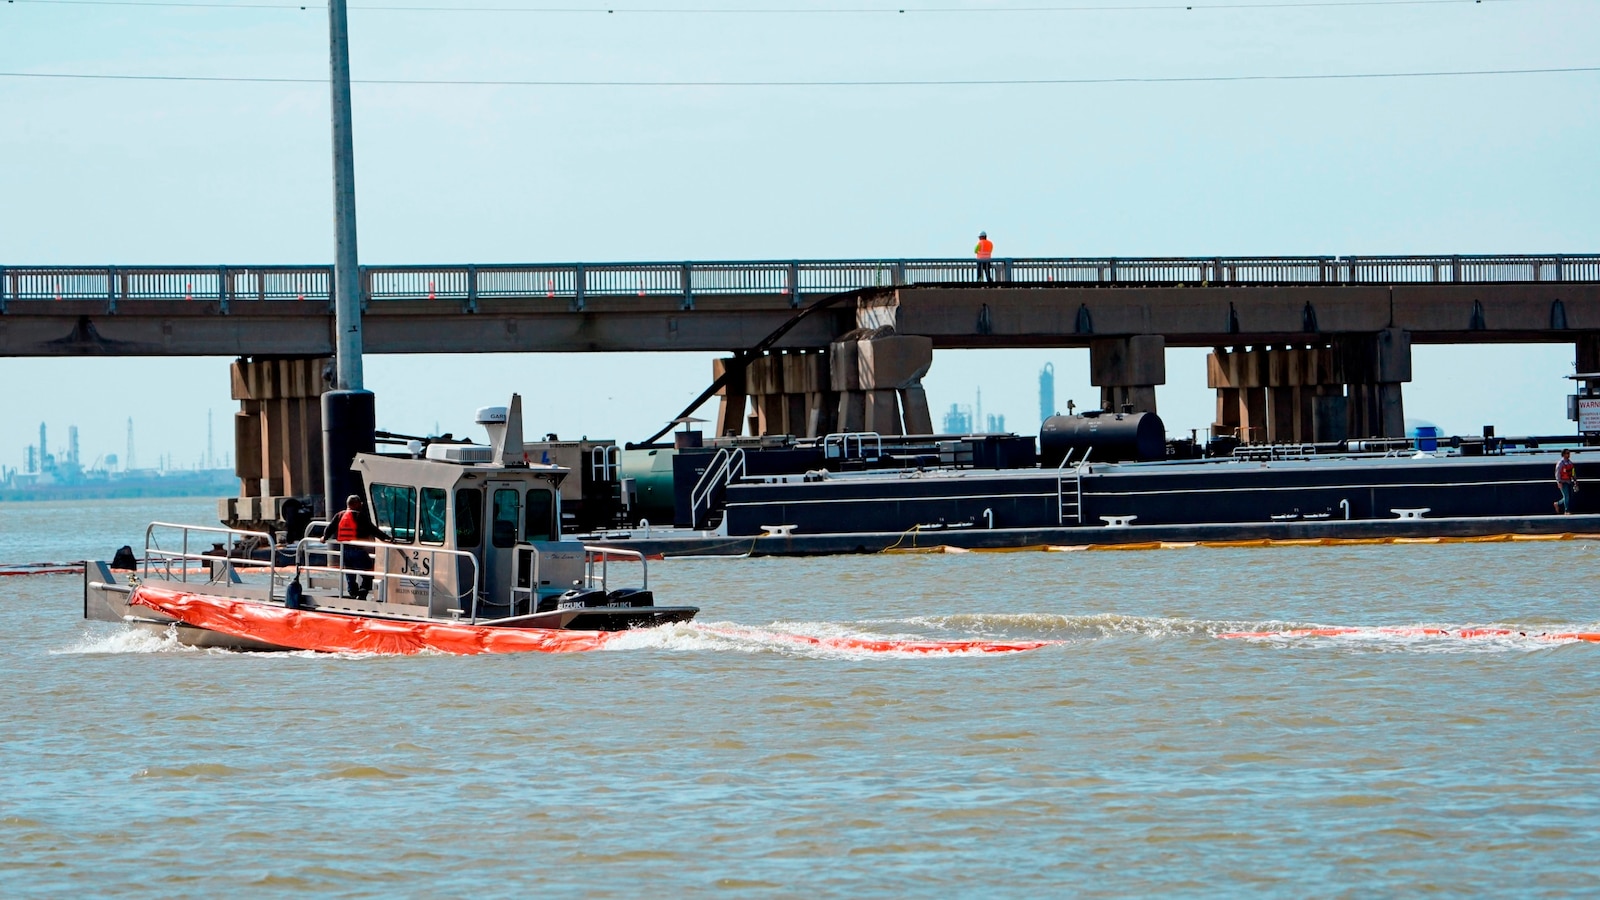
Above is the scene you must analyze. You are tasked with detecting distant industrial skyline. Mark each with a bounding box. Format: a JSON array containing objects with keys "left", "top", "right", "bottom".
[{"left": 7, "top": 414, "right": 230, "bottom": 479}]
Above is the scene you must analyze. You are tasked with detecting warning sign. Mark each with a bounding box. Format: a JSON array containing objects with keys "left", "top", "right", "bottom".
[{"left": 1579, "top": 398, "right": 1600, "bottom": 433}]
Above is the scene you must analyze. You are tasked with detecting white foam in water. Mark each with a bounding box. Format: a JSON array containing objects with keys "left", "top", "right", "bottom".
[
  {"left": 891, "top": 612, "right": 1217, "bottom": 641},
  {"left": 52, "top": 623, "right": 198, "bottom": 655},
  {"left": 602, "top": 620, "right": 1050, "bottom": 659},
  {"left": 1216, "top": 622, "right": 1600, "bottom": 654}
]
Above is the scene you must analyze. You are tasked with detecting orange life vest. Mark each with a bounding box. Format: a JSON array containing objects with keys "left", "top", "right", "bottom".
[
  {"left": 335, "top": 510, "right": 359, "bottom": 541},
  {"left": 976, "top": 238, "right": 994, "bottom": 259}
]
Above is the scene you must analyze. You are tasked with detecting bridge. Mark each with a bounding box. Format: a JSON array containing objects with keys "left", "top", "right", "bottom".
[
  {"left": 2, "top": 254, "right": 1596, "bottom": 356},
  {"left": 7, "top": 253, "right": 1599, "bottom": 525}
]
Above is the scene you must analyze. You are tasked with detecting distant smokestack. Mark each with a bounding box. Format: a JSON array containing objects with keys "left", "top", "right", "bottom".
[{"left": 1039, "top": 362, "right": 1056, "bottom": 425}]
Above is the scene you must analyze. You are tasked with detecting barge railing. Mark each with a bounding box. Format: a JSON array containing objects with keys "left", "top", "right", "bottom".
[
  {"left": 690, "top": 447, "right": 746, "bottom": 531},
  {"left": 824, "top": 432, "right": 884, "bottom": 463},
  {"left": 1055, "top": 450, "right": 1089, "bottom": 526}
]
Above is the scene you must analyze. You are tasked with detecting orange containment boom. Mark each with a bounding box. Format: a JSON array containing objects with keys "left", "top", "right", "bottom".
[
  {"left": 129, "top": 585, "right": 617, "bottom": 655},
  {"left": 1218, "top": 625, "right": 1600, "bottom": 643}
]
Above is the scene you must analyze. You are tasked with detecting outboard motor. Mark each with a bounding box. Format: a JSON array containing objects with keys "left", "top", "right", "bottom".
[
  {"left": 606, "top": 588, "right": 655, "bottom": 608},
  {"left": 1039, "top": 411, "right": 1166, "bottom": 466},
  {"left": 547, "top": 588, "right": 611, "bottom": 612}
]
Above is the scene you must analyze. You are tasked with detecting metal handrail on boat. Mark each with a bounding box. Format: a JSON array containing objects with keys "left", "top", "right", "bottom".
[
  {"left": 584, "top": 545, "right": 648, "bottom": 594},
  {"left": 144, "top": 521, "right": 279, "bottom": 600},
  {"left": 504, "top": 543, "right": 650, "bottom": 622},
  {"left": 297, "top": 539, "right": 480, "bottom": 618}
]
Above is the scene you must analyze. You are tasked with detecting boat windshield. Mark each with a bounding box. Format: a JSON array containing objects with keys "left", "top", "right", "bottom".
[
  {"left": 419, "top": 487, "right": 447, "bottom": 545},
  {"left": 525, "top": 488, "right": 556, "bottom": 542},
  {"left": 491, "top": 488, "right": 520, "bottom": 548},
  {"left": 371, "top": 483, "right": 418, "bottom": 543},
  {"left": 455, "top": 488, "right": 483, "bottom": 548}
]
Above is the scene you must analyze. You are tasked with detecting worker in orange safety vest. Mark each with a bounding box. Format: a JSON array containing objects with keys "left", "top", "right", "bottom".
[
  {"left": 975, "top": 231, "right": 995, "bottom": 282},
  {"left": 329, "top": 494, "right": 388, "bottom": 600}
]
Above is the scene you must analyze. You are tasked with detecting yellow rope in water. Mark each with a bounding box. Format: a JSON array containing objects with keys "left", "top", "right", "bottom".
[{"left": 881, "top": 533, "right": 1600, "bottom": 555}]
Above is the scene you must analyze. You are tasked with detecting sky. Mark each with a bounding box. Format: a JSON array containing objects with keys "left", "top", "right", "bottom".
[{"left": 1, "top": 0, "right": 1596, "bottom": 471}]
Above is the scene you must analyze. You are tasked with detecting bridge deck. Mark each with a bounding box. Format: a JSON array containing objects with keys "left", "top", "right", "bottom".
[{"left": 2, "top": 255, "right": 1597, "bottom": 356}]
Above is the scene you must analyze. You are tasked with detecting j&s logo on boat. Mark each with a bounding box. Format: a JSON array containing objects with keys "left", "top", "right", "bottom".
[{"left": 392, "top": 550, "right": 431, "bottom": 577}]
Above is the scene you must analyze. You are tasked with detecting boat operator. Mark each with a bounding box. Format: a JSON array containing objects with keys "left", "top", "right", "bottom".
[{"left": 329, "top": 494, "right": 389, "bottom": 600}]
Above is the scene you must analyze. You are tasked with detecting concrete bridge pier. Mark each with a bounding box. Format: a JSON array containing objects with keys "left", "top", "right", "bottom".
[
  {"left": 1091, "top": 335, "right": 1166, "bottom": 414},
  {"left": 859, "top": 335, "right": 935, "bottom": 435},
  {"left": 223, "top": 356, "right": 331, "bottom": 529},
  {"left": 1334, "top": 328, "right": 1410, "bottom": 440},
  {"left": 713, "top": 336, "right": 935, "bottom": 440},
  {"left": 715, "top": 350, "right": 837, "bottom": 438},
  {"left": 1207, "top": 329, "right": 1411, "bottom": 444},
  {"left": 1574, "top": 333, "right": 1600, "bottom": 374},
  {"left": 711, "top": 357, "right": 747, "bottom": 438},
  {"left": 1208, "top": 345, "right": 1332, "bottom": 443}
]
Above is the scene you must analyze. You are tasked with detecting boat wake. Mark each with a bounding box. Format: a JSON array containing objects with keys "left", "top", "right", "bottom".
[
  {"left": 58, "top": 614, "right": 1595, "bottom": 658},
  {"left": 604, "top": 621, "right": 1059, "bottom": 657},
  {"left": 1217, "top": 623, "right": 1600, "bottom": 650},
  {"left": 52, "top": 624, "right": 198, "bottom": 655}
]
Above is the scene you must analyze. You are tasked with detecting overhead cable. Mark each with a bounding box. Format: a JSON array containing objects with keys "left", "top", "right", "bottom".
[
  {"left": 1, "top": 65, "right": 1595, "bottom": 86},
  {"left": 0, "top": 0, "right": 1534, "bottom": 13}
]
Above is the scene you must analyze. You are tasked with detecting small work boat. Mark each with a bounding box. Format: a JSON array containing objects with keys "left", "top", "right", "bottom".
[{"left": 83, "top": 396, "right": 698, "bottom": 653}]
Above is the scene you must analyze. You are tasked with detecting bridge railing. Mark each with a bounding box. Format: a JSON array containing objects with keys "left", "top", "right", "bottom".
[
  {"left": 0, "top": 265, "right": 334, "bottom": 310},
  {"left": 3, "top": 255, "right": 1597, "bottom": 312}
]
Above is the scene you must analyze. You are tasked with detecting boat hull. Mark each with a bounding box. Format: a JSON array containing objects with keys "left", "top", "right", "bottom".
[{"left": 112, "top": 583, "right": 695, "bottom": 655}]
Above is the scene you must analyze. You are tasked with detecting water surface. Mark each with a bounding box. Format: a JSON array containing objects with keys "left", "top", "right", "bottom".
[{"left": 2, "top": 498, "right": 1598, "bottom": 895}]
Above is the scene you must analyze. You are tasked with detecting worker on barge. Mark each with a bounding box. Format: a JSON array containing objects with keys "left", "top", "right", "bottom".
[{"left": 1555, "top": 450, "right": 1579, "bottom": 515}]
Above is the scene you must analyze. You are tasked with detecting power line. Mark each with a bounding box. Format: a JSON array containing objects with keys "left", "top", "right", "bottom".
[
  {"left": 0, "top": 0, "right": 1537, "bottom": 13},
  {"left": 2, "top": 65, "right": 1595, "bottom": 85}
]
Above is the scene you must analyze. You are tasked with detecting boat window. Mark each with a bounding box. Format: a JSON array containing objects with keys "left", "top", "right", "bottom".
[
  {"left": 524, "top": 488, "right": 556, "bottom": 542},
  {"left": 419, "top": 487, "right": 448, "bottom": 545},
  {"left": 371, "top": 483, "right": 417, "bottom": 543},
  {"left": 491, "top": 488, "right": 520, "bottom": 549},
  {"left": 455, "top": 488, "right": 483, "bottom": 548}
]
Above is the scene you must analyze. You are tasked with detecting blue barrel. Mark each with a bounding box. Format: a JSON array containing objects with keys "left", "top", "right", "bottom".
[{"left": 1415, "top": 426, "right": 1439, "bottom": 452}]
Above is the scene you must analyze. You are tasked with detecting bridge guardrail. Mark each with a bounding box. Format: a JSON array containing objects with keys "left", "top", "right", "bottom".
[{"left": 3, "top": 255, "right": 1597, "bottom": 313}]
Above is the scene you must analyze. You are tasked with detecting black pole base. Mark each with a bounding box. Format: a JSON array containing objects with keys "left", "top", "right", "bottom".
[{"left": 322, "top": 389, "right": 376, "bottom": 515}]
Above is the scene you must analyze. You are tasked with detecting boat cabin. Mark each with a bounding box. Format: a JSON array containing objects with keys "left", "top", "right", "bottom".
[
  {"left": 348, "top": 447, "right": 587, "bottom": 618},
  {"left": 310, "top": 395, "right": 636, "bottom": 621}
]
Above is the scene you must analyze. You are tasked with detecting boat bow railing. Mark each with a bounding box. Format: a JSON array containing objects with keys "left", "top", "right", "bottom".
[
  {"left": 506, "top": 543, "right": 649, "bottom": 622},
  {"left": 584, "top": 546, "right": 648, "bottom": 595},
  {"left": 144, "top": 522, "right": 279, "bottom": 600}
]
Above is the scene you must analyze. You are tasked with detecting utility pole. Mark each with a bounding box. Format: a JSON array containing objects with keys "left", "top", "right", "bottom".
[
  {"left": 322, "top": 0, "right": 376, "bottom": 513},
  {"left": 329, "top": 0, "right": 362, "bottom": 391}
]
